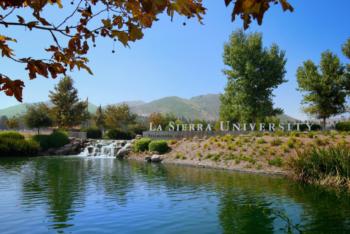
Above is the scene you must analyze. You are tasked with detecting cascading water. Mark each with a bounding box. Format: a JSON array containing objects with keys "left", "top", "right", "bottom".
[{"left": 79, "top": 140, "right": 132, "bottom": 157}]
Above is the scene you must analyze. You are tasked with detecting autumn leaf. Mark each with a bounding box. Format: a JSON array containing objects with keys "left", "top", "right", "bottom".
[{"left": 0, "top": 75, "right": 25, "bottom": 102}]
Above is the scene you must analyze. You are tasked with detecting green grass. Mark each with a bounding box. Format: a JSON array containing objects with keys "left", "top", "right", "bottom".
[{"left": 289, "top": 145, "right": 350, "bottom": 190}]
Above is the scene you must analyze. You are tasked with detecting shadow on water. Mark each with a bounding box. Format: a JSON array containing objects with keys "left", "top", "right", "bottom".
[{"left": 0, "top": 157, "right": 349, "bottom": 233}]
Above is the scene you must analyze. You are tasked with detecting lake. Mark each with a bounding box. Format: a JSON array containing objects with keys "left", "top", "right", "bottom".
[{"left": 0, "top": 156, "right": 349, "bottom": 233}]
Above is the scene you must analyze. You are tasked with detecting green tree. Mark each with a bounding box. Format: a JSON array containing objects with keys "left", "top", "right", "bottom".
[
  {"left": 104, "top": 104, "right": 136, "bottom": 131},
  {"left": 342, "top": 38, "right": 350, "bottom": 92},
  {"left": 297, "top": 51, "right": 346, "bottom": 129},
  {"left": 6, "top": 116, "right": 19, "bottom": 129},
  {"left": 220, "top": 30, "right": 287, "bottom": 123},
  {"left": 94, "top": 105, "right": 106, "bottom": 132},
  {"left": 49, "top": 76, "right": 89, "bottom": 129},
  {"left": 0, "top": 115, "right": 8, "bottom": 130},
  {"left": 24, "top": 103, "right": 53, "bottom": 134},
  {"left": 342, "top": 38, "right": 350, "bottom": 59}
]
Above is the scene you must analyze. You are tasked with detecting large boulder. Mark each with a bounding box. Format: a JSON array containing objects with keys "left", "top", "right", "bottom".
[
  {"left": 116, "top": 147, "right": 130, "bottom": 159},
  {"left": 124, "top": 143, "right": 132, "bottom": 150},
  {"left": 151, "top": 154, "right": 162, "bottom": 163}
]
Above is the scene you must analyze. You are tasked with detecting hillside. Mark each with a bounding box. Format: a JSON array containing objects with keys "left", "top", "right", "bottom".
[
  {"left": 0, "top": 102, "right": 98, "bottom": 118},
  {"left": 129, "top": 96, "right": 217, "bottom": 120},
  {"left": 0, "top": 94, "right": 297, "bottom": 122}
]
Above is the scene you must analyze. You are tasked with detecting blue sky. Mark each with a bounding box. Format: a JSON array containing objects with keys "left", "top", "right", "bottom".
[{"left": 0, "top": 0, "right": 349, "bottom": 120}]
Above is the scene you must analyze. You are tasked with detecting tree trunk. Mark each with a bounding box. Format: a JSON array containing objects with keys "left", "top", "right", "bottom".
[
  {"left": 37, "top": 128, "right": 40, "bottom": 135},
  {"left": 323, "top": 117, "right": 326, "bottom": 131}
]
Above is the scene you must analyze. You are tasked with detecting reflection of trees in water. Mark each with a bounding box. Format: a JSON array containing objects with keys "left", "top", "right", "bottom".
[
  {"left": 136, "top": 163, "right": 350, "bottom": 233},
  {"left": 20, "top": 158, "right": 138, "bottom": 229},
  {"left": 15, "top": 158, "right": 350, "bottom": 233},
  {"left": 97, "top": 159, "right": 137, "bottom": 206},
  {"left": 21, "top": 157, "right": 88, "bottom": 229},
  {"left": 281, "top": 183, "right": 350, "bottom": 232},
  {"left": 218, "top": 190, "right": 274, "bottom": 234}
]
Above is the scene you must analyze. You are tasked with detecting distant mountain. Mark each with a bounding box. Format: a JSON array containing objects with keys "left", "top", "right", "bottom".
[
  {"left": 0, "top": 102, "right": 98, "bottom": 117},
  {"left": 128, "top": 95, "right": 219, "bottom": 120},
  {"left": 0, "top": 103, "right": 31, "bottom": 117},
  {"left": 112, "top": 101, "right": 145, "bottom": 107},
  {"left": 0, "top": 94, "right": 298, "bottom": 122}
]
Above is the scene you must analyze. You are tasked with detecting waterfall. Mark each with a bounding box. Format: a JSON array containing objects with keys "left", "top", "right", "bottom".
[{"left": 79, "top": 140, "right": 132, "bottom": 157}]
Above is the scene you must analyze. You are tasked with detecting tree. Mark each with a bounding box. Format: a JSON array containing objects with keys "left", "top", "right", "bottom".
[
  {"left": 104, "top": 104, "right": 136, "bottom": 131},
  {"left": 220, "top": 30, "right": 287, "bottom": 123},
  {"left": 6, "top": 116, "right": 19, "bottom": 130},
  {"left": 24, "top": 103, "right": 53, "bottom": 134},
  {"left": 342, "top": 38, "right": 350, "bottom": 59},
  {"left": 0, "top": 115, "right": 8, "bottom": 130},
  {"left": 0, "top": 0, "right": 293, "bottom": 102},
  {"left": 94, "top": 105, "right": 106, "bottom": 132},
  {"left": 297, "top": 51, "right": 346, "bottom": 129},
  {"left": 49, "top": 76, "right": 89, "bottom": 128},
  {"left": 148, "top": 112, "right": 167, "bottom": 128},
  {"left": 342, "top": 38, "right": 350, "bottom": 92}
]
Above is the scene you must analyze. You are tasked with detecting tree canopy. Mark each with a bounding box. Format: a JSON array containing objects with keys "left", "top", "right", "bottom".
[
  {"left": 297, "top": 51, "right": 347, "bottom": 128},
  {"left": 104, "top": 104, "right": 136, "bottom": 131},
  {"left": 220, "top": 30, "right": 287, "bottom": 123},
  {"left": 24, "top": 103, "right": 53, "bottom": 134},
  {"left": 0, "top": 0, "right": 293, "bottom": 102},
  {"left": 49, "top": 76, "right": 89, "bottom": 128}
]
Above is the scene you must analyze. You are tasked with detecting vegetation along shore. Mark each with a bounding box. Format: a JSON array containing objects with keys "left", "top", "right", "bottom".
[{"left": 129, "top": 131, "right": 350, "bottom": 192}]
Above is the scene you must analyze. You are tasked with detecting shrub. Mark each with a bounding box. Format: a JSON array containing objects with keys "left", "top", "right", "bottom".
[
  {"left": 0, "top": 137, "right": 39, "bottom": 156},
  {"left": 86, "top": 128, "right": 102, "bottom": 139},
  {"left": 175, "top": 152, "right": 186, "bottom": 160},
  {"left": 335, "top": 121, "right": 350, "bottom": 131},
  {"left": 32, "top": 131, "right": 69, "bottom": 150},
  {"left": 268, "top": 157, "right": 283, "bottom": 167},
  {"left": 270, "top": 138, "right": 283, "bottom": 146},
  {"left": 0, "top": 131, "right": 25, "bottom": 140},
  {"left": 49, "top": 131, "right": 70, "bottom": 148},
  {"left": 134, "top": 138, "right": 152, "bottom": 152},
  {"left": 149, "top": 140, "right": 170, "bottom": 154},
  {"left": 106, "top": 129, "right": 133, "bottom": 140},
  {"left": 286, "top": 138, "right": 296, "bottom": 148},
  {"left": 257, "top": 138, "right": 266, "bottom": 144}
]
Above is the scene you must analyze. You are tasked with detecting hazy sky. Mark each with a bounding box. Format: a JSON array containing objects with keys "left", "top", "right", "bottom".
[{"left": 0, "top": 1, "right": 349, "bottom": 120}]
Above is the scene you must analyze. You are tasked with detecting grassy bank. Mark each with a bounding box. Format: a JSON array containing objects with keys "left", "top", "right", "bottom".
[{"left": 129, "top": 131, "right": 350, "bottom": 190}]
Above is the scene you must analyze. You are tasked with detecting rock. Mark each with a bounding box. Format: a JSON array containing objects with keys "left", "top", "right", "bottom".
[
  {"left": 124, "top": 143, "right": 132, "bottom": 150},
  {"left": 151, "top": 154, "right": 162, "bottom": 163},
  {"left": 145, "top": 156, "right": 151, "bottom": 162},
  {"left": 116, "top": 147, "right": 130, "bottom": 159}
]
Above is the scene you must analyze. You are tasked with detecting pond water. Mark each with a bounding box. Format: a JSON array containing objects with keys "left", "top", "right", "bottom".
[{"left": 0, "top": 156, "right": 350, "bottom": 234}]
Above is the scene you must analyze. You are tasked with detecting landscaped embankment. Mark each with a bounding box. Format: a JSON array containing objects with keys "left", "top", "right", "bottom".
[{"left": 129, "top": 131, "right": 350, "bottom": 191}]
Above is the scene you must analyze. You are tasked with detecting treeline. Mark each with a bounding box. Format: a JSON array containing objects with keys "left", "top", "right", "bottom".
[{"left": 0, "top": 76, "right": 207, "bottom": 139}]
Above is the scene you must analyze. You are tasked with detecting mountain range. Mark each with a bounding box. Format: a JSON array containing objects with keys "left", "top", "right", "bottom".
[{"left": 0, "top": 94, "right": 297, "bottom": 122}]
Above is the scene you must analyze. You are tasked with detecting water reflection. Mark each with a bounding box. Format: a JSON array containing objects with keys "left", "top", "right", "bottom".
[{"left": 0, "top": 157, "right": 349, "bottom": 233}]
